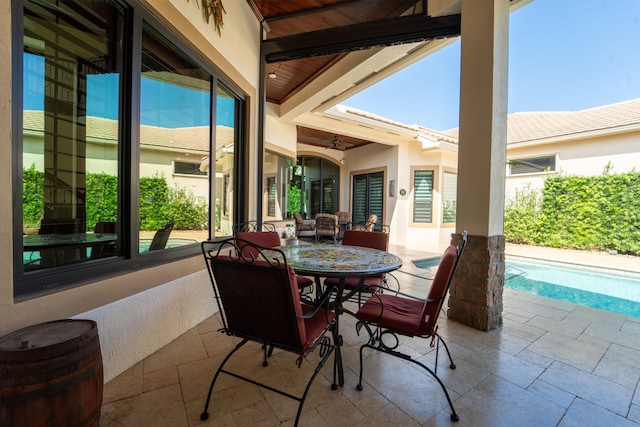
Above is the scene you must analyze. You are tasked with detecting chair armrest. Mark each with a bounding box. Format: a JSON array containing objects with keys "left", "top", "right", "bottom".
[
  {"left": 388, "top": 289, "right": 427, "bottom": 302},
  {"left": 388, "top": 290, "right": 446, "bottom": 304},
  {"left": 381, "top": 272, "right": 400, "bottom": 294},
  {"left": 298, "top": 286, "right": 339, "bottom": 319}
]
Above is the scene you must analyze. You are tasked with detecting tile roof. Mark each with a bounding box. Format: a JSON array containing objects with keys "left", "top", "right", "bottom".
[
  {"left": 340, "top": 106, "right": 459, "bottom": 144},
  {"left": 442, "top": 97, "right": 640, "bottom": 145},
  {"left": 24, "top": 97, "right": 640, "bottom": 154},
  {"left": 23, "top": 111, "right": 233, "bottom": 152}
]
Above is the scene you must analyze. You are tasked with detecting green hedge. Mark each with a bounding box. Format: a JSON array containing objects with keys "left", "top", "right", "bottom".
[
  {"left": 23, "top": 167, "right": 208, "bottom": 231},
  {"left": 505, "top": 171, "right": 640, "bottom": 255}
]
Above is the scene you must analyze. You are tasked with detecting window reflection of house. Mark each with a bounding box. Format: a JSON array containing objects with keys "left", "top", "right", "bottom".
[
  {"left": 23, "top": 111, "right": 233, "bottom": 225},
  {"left": 17, "top": 0, "right": 244, "bottom": 297}
]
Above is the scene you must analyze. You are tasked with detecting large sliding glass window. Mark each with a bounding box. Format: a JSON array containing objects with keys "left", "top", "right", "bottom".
[
  {"left": 295, "top": 156, "right": 340, "bottom": 219},
  {"left": 16, "top": 0, "right": 244, "bottom": 297},
  {"left": 214, "top": 85, "right": 237, "bottom": 236},
  {"left": 21, "top": 0, "right": 126, "bottom": 274},
  {"left": 261, "top": 151, "right": 294, "bottom": 220},
  {"left": 138, "top": 25, "right": 211, "bottom": 252}
]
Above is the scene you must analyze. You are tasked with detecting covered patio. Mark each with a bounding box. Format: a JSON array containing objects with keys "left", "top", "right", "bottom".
[
  {"left": 4, "top": 1, "right": 639, "bottom": 426},
  {"left": 100, "top": 243, "right": 640, "bottom": 426}
]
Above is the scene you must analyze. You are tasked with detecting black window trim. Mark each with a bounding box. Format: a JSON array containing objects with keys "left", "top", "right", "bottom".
[
  {"left": 507, "top": 154, "right": 558, "bottom": 176},
  {"left": 12, "top": 0, "right": 248, "bottom": 298}
]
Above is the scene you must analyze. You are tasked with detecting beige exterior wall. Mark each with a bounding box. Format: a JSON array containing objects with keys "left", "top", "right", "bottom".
[
  {"left": 338, "top": 139, "right": 459, "bottom": 248},
  {"left": 265, "top": 104, "right": 298, "bottom": 155},
  {"left": 505, "top": 130, "right": 640, "bottom": 197},
  {"left": 343, "top": 143, "right": 397, "bottom": 234},
  {"left": 402, "top": 143, "right": 459, "bottom": 247},
  {"left": 0, "top": 1, "right": 13, "bottom": 321},
  {"left": 1, "top": 0, "right": 262, "bottom": 382}
]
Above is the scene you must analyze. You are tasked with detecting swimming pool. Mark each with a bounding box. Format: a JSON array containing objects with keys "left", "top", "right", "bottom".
[{"left": 413, "top": 256, "right": 640, "bottom": 318}]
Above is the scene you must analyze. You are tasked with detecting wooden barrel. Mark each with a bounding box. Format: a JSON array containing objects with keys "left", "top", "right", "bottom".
[{"left": 0, "top": 319, "right": 103, "bottom": 427}]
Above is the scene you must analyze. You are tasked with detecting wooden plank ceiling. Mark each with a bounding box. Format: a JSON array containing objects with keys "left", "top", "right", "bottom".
[{"left": 246, "top": 0, "right": 460, "bottom": 150}]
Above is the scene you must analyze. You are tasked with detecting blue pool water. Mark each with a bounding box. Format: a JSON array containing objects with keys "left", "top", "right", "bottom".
[{"left": 413, "top": 256, "right": 640, "bottom": 318}]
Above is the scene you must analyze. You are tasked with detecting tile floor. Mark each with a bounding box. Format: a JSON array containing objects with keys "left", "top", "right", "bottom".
[{"left": 100, "top": 244, "right": 640, "bottom": 426}]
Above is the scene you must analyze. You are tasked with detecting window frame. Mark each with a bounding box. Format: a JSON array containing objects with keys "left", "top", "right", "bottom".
[
  {"left": 410, "top": 166, "right": 439, "bottom": 227},
  {"left": 173, "top": 160, "right": 209, "bottom": 177},
  {"left": 441, "top": 168, "right": 457, "bottom": 226},
  {"left": 507, "top": 154, "right": 558, "bottom": 176},
  {"left": 350, "top": 167, "right": 386, "bottom": 229},
  {"left": 265, "top": 175, "right": 277, "bottom": 219},
  {"left": 296, "top": 155, "right": 341, "bottom": 218},
  {"left": 12, "top": 0, "right": 247, "bottom": 298}
]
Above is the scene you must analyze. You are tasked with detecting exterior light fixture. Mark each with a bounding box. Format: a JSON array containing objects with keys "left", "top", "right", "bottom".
[{"left": 267, "top": 72, "right": 277, "bottom": 79}]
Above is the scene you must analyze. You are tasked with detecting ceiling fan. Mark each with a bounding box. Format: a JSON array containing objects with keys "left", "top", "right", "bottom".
[{"left": 329, "top": 136, "right": 353, "bottom": 149}]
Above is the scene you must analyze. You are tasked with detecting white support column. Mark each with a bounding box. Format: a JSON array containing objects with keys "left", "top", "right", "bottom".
[
  {"left": 457, "top": 0, "right": 509, "bottom": 235},
  {"left": 448, "top": 0, "right": 510, "bottom": 331}
]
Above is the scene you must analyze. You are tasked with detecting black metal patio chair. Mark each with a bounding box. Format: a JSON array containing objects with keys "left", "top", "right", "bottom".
[
  {"left": 354, "top": 231, "right": 467, "bottom": 422},
  {"left": 200, "top": 238, "right": 342, "bottom": 426}
]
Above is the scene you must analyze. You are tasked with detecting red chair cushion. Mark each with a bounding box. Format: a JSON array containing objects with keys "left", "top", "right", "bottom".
[
  {"left": 236, "top": 231, "right": 281, "bottom": 256},
  {"left": 236, "top": 232, "right": 312, "bottom": 289},
  {"left": 342, "top": 230, "right": 388, "bottom": 251},
  {"left": 355, "top": 244, "right": 459, "bottom": 338},
  {"left": 296, "top": 276, "right": 314, "bottom": 289},
  {"left": 420, "top": 245, "right": 457, "bottom": 332},
  {"left": 300, "top": 304, "right": 336, "bottom": 363},
  {"left": 355, "top": 293, "right": 424, "bottom": 336}
]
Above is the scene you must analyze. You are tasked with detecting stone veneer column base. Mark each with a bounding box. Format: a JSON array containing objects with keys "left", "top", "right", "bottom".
[{"left": 447, "top": 233, "right": 504, "bottom": 331}]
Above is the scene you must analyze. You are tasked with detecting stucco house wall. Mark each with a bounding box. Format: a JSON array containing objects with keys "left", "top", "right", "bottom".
[
  {"left": 505, "top": 123, "right": 640, "bottom": 197},
  {"left": 325, "top": 99, "right": 640, "bottom": 247},
  {"left": 343, "top": 143, "right": 399, "bottom": 232}
]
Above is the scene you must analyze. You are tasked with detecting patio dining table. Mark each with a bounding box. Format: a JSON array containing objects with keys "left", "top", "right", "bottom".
[
  {"left": 277, "top": 243, "right": 402, "bottom": 388},
  {"left": 23, "top": 233, "right": 118, "bottom": 268},
  {"left": 23, "top": 233, "right": 118, "bottom": 252}
]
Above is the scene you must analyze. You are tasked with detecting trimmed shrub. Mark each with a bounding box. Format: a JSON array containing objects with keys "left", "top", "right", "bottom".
[
  {"left": 23, "top": 169, "right": 208, "bottom": 232},
  {"left": 505, "top": 171, "right": 640, "bottom": 255}
]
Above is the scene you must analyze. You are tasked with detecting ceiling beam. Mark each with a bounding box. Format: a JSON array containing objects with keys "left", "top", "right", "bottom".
[{"left": 262, "top": 13, "right": 461, "bottom": 63}]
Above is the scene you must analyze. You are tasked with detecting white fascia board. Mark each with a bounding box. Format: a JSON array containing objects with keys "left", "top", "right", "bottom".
[
  {"left": 295, "top": 112, "right": 414, "bottom": 146},
  {"left": 327, "top": 105, "right": 418, "bottom": 136},
  {"left": 417, "top": 134, "right": 458, "bottom": 152}
]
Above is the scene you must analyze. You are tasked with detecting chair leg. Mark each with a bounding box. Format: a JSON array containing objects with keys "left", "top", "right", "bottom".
[
  {"left": 331, "top": 324, "right": 344, "bottom": 390},
  {"left": 261, "top": 343, "right": 275, "bottom": 366},
  {"left": 293, "top": 342, "right": 335, "bottom": 426},
  {"left": 201, "top": 338, "right": 248, "bottom": 421},
  {"left": 436, "top": 334, "right": 456, "bottom": 371},
  {"left": 357, "top": 341, "right": 459, "bottom": 422}
]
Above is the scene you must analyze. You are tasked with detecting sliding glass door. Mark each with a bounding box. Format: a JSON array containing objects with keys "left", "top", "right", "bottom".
[{"left": 352, "top": 171, "right": 384, "bottom": 230}]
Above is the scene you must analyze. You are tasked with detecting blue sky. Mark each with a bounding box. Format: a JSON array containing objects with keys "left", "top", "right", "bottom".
[
  {"left": 23, "top": 55, "right": 235, "bottom": 128},
  {"left": 344, "top": 0, "right": 640, "bottom": 131}
]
